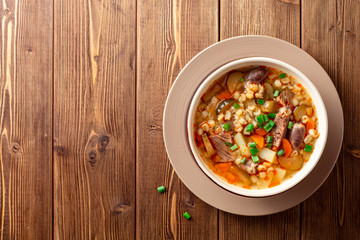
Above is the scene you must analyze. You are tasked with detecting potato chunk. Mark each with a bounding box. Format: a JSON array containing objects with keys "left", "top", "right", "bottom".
[{"left": 258, "top": 148, "right": 277, "bottom": 163}]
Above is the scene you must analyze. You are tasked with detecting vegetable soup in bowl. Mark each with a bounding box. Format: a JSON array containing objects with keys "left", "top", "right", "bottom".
[{"left": 187, "top": 57, "right": 328, "bottom": 197}]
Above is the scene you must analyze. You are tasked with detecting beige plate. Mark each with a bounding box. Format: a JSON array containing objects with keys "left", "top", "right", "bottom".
[{"left": 163, "top": 36, "right": 343, "bottom": 216}]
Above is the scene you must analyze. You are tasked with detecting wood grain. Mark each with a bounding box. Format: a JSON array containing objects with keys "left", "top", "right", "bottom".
[
  {"left": 0, "top": 0, "right": 53, "bottom": 239},
  {"left": 220, "top": 0, "right": 300, "bottom": 44},
  {"left": 301, "top": 0, "right": 360, "bottom": 239},
  {"left": 136, "top": 0, "right": 219, "bottom": 239},
  {"left": 53, "top": 0, "right": 136, "bottom": 239},
  {"left": 219, "top": 0, "right": 301, "bottom": 239},
  {"left": 0, "top": 0, "right": 359, "bottom": 238}
]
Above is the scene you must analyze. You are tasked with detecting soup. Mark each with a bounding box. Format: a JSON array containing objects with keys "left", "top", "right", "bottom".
[{"left": 193, "top": 66, "right": 319, "bottom": 189}]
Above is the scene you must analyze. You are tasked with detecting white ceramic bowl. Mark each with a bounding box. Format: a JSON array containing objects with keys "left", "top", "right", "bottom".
[{"left": 187, "top": 57, "right": 328, "bottom": 198}]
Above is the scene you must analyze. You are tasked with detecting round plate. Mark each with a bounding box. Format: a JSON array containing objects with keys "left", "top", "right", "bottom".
[{"left": 163, "top": 36, "right": 344, "bottom": 216}]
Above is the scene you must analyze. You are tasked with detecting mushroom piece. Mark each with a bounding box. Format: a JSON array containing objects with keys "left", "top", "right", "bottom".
[
  {"left": 289, "top": 123, "right": 306, "bottom": 149},
  {"left": 226, "top": 71, "right": 244, "bottom": 93},
  {"left": 246, "top": 68, "right": 268, "bottom": 83},
  {"left": 278, "top": 155, "right": 304, "bottom": 170}
]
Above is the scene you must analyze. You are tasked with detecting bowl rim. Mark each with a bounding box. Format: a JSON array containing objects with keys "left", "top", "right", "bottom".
[{"left": 187, "top": 56, "right": 328, "bottom": 198}]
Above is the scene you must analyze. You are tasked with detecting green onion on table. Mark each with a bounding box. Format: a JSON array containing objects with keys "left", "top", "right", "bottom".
[
  {"left": 157, "top": 186, "right": 166, "bottom": 193},
  {"left": 183, "top": 212, "right": 191, "bottom": 220}
]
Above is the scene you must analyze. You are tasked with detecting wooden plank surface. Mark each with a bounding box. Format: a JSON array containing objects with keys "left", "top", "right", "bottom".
[
  {"left": 0, "top": 0, "right": 359, "bottom": 239},
  {"left": 53, "top": 0, "right": 136, "bottom": 239},
  {"left": 136, "top": 0, "right": 219, "bottom": 239},
  {"left": 0, "top": 0, "right": 53, "bottom": 239},
  {"left": 220, "top": 0, "right": 300, "bottom": 44},
  {"left": 301, "top": 0, "right": 360, "bottom": 239},
  {"left": 219, "top": 0, "right": 301, "bottom": 239}
]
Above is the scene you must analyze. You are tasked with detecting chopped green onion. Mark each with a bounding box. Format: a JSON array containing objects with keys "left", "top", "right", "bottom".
[
  {"left": 245, "top": 124, "right": 254, "bottom": 132},
  {"left": 304, "top": 145, "right": 313, "bottom": 152},
  {"left": 263, "top": 114, "right": 269, "bottom": 122},
  {"left": 277, "top": 149, "right": 285, "bottom": 156},
  {"left": 249, "top": 142, "right": 257, "bottom": 148},
  {"left": 183, "top": 212, "right": 191, "bottom": 220},
  {"left": 241, "top": 78, "right": 245, "bottom": 82},
  {"left": 268, "top": 113, "right": 276, "bottom": 119},
  {"left": 273, "top": 90, "right": 280, "bottom": 97},
  {"left": 267, "top": 143, "right": 273, "bottom": 148},
  {"left": 223, "top": 123, "right": 230, "bottom": 131},
  {"left": 250, "top": 147, "right": 259, "bottom": 155},
  {"left": 264, "top": 120, "right": 275, "bottom": 132},
  {"left": 230, "top": 144, "right": 239, "bottom": 151},
  {"left": 264, "top": 125, "right": 272, "bottom": 132},
  {"left": 252, "top": 155, "right": 259, "bottom": 163},
  {"left": 267, "top": 136, "right": 273, "bottom": 143},
  {"left": 233, "top": 102, "right": 240, "bottom": 109},
  {"left": 225, "top": 142, "right": 232, "bottom": 147},
  {"left": 257, "top": 99, "right": 265, "bottom": 105},
  {"left": 256, "top": 115, "right": 264, "bottom": 128},
  {"left": 157, "top": 186, "right": 166, "bottom": 193},
  {"left": 279, "top": 73, "right": 286, "bottom": 79},
  {"left": 241, "top": 157, "right": 246, "bottom": 164},
  {"left": 256, "top": 115, "right": 264, "bottom": 125},
  {"left": 288, "top": 121, "right": 294, "bottom": 129}
]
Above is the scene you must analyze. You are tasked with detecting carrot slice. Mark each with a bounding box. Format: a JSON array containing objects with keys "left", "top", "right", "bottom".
[
  {"left": 217, "top": 91, "right": 233, "bottom": 100},
  {"left": 242, "top": 185, "right": 251, "bottom": 189},
  {"left": 250, "top": 134, "right": 265, "bottom": 148},
  {"left": 282, "top": 138, "right": 292, "bottom": 157},
  {"left": 215, "top": 162, "right": 232, "bottom": 172},
  {"left": 306, "top": 119, "right": 315, "bottom": 131},
  {"left": 225, "top": 172, "right": 238, "bottom": 184},
  {"left": 269, "top": 181, "right": 280, "bottom": 188},
  {"left": 255, "top": 128, "right": 267, "bottom": 136}
]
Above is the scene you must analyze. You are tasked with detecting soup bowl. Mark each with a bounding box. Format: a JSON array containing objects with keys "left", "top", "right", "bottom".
[{"left": 187, "top": 57, "right": 328, "bottom": 198}]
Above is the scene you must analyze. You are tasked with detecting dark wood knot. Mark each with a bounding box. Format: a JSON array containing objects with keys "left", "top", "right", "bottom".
[
  {"left": 53, "top": 139, "right": 67, "bottom": 156},
  {"left": 12, "top": 143, "right": 20, "bottom": 154},
  {"left": 98, "top": 136, "right": 109, "bottom": 152},
  {"left": 181, "top": 198, "right": 195, "bottom": 209},
  {"left": 54, "top": 145, "right": 66, "bottom": 156},
  {"left": 111, "top": 202, "right": 131, "bottom": 215},
  {"left": 149, "top": 124, "right": 161, "bottom": 132},
  {"left": 88, "top": 150, "right": 97, "bottom": 166},
  {"left": 4, "top": 9, "right": 10, "bottom": 18},
  {"left": 346, "top": 146, "right": 360, "bottom": 159},
  {"left": 27, "top": 47, "right": 33, "bottom": 56},
  {"left": 345, "top": 29, "right": 356, "bottom": 36}
]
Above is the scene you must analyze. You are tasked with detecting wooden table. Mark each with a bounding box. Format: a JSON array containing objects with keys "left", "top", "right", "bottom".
[{"left": 0, "top": 0, "right": 358, "bottom": 239}]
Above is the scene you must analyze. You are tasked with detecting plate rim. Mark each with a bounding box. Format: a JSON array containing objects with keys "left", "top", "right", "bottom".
[{"left": 163, "top": 35, "right": 344, "bottom": 216}]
